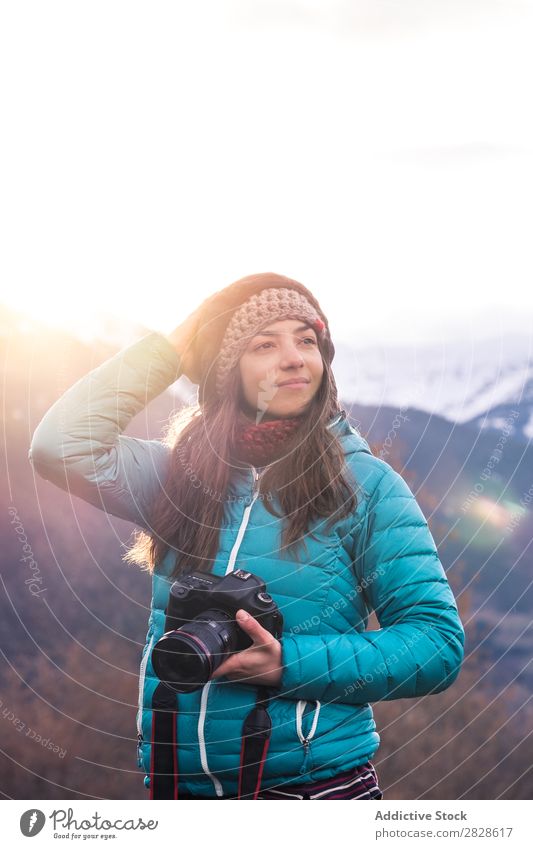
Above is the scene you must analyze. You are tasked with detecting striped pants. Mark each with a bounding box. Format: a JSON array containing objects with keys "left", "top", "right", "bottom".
[{"left": 256, "top": 761, "right": 383, "bottom": 800}]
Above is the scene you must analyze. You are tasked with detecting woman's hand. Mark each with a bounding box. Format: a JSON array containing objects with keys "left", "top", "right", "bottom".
[{"left": 211, "top": 609, "right": 282, "bottom": 688}]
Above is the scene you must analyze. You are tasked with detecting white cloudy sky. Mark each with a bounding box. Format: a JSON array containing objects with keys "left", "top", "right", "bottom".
[{"left": 1, "top": 0, "right": 532, "bottom": 348}]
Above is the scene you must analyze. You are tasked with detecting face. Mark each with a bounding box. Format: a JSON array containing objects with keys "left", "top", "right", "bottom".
[{"left": 238, "top": 318, "right": 324, "bottom": 421}]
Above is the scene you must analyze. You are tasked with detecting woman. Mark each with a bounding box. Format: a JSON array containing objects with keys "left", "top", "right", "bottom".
[{"left": 28, "top": 272, "right": 465, "bottom": 800}]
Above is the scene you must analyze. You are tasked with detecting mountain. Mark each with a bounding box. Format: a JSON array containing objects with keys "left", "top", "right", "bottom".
[{"left": 333, "top": 333, "right": 533, "bottom": 441}]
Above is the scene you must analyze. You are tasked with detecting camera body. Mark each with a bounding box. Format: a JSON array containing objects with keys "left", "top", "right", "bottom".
[
  {"left": 151, "top": 569, "right": 283, "bottom": 693},
  {"left": 165, "top": 569, "right": 283, "bottom": 647}
]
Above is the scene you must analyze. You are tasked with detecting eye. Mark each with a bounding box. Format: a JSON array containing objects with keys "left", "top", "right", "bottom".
[{"left": 253, "top": 337, "right": 316, "bottom": 351}]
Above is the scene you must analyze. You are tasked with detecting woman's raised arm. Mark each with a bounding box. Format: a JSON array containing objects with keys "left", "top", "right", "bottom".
[{"left": 28, "top": 332, "right": 183, "bottom": 531}]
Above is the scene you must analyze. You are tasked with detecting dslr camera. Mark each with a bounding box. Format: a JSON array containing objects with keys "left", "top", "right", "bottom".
[{"left": 151, "top": 569, "right": 283, "bottom": 693}]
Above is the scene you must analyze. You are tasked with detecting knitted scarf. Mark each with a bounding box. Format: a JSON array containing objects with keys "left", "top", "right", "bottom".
[{"left": 232, "top": 410, "right": 304, "bottom": 467}]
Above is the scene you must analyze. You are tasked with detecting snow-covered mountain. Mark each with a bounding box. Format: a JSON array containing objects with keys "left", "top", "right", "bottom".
[{"left": 330, "top": 334, "right": 533, "bottom": 440}]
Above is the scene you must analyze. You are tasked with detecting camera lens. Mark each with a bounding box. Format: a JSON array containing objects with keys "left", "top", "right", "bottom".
[{"left": 151, "top": 609, "right": 238, "bottom": 694}]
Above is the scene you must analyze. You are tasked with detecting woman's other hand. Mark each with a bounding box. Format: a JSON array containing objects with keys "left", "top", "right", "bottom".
[{"left": 211, "top": 609, "right": 282, "bottom": 688}]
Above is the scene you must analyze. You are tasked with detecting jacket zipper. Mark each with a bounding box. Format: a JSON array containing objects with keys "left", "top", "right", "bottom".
[
  {"left": 225, "top": 466, "right": 265, "bottom": 575},
  {"left": 198, "top": 464, "right": 267, "bottom": 796},
  {"left": 296, "top": 699, "right": 321, "bottom": 775},
  {"left": 137, "top": 632, "right": 155, "bottom": 767},
  {"left": 197, "top": 680, "right": 224, "bottom": 796}
]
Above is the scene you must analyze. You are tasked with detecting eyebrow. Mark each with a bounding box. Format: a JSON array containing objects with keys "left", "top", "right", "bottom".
[{"left": 252, "top": 323, "right": 315, "bottom": 338}]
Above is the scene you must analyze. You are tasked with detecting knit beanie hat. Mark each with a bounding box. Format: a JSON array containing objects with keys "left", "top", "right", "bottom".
[{"left": 189, "top": 272, "right": 335, "bottom": 407}]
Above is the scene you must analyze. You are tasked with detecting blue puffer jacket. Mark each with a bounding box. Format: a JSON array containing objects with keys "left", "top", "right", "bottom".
[{"left": 28, "top": 331, "right": 465, "bottom": 799}]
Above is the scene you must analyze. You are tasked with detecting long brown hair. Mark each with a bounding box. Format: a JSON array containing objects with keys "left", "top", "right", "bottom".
[{"left": 122, "top": 333, "right": 358, "bottom": 578}]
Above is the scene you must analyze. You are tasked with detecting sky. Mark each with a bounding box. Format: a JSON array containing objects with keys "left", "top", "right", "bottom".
[{"left": 2, "top": 0, "right": 533, "bottom": 349}]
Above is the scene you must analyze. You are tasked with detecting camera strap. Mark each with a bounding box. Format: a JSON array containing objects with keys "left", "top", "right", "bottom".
[
  {"left": 149, "top": 682, "right": 179, "bottom": 799},
  {"left": 149, "top": 682, "right": 276, "bottom": 800},
  {"left": 237, "top": 687, "right": 276, "bottom": 800}
]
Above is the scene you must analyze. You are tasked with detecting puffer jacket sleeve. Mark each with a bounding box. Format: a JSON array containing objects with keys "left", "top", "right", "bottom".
[
  {"left": 279, "top": 463, "right": 465, "bottom": 704},
  {"left": 28, "top": 331, "right": 182, "bottom": 531}
]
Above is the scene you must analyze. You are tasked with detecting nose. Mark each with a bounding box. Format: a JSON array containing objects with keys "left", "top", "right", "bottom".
[{"left": 278, "top": 338, "right": 305, "bottom": 370}]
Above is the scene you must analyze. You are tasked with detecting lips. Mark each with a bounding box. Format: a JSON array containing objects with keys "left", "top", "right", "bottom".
[{"left": 276, "top": 378, "right": 310, "bottom": 387}]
